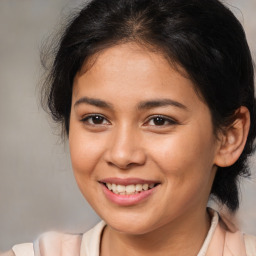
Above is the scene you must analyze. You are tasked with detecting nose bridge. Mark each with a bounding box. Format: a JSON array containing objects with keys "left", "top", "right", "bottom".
[{"left": 106, "top": 123, "right": 146, "bottom": 169}]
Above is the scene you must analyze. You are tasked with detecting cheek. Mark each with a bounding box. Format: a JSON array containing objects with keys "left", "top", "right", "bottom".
[
  {"left": 69, "top": 128, "right": 105, "bottom": 204},
  {"left": 69, "top": 123, "right": 103, "bottom": 179},
  {"left": 149, "top": 131, "right": 216, "bottom": 216},
  {"left": 149, "top": 124, "right": 216, "bottom": 180}
]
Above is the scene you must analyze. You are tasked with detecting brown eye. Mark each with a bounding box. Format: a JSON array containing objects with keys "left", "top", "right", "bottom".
[
  {"left": 81, "top": 114, "right": 109, "bottom": 125},
  {"left": 91, "top": 115, "right": 104, "bottom": 124},
  {"left": 152, "top": 117, "right": 166, "bottom": 126},
  {"left": 146, "top": 115, "right": 177, "bottom": 127}
]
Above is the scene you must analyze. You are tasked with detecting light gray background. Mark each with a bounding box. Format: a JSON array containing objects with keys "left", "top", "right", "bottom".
[{"left": 0, "top": 0, "right": 255, "bottom": 252}]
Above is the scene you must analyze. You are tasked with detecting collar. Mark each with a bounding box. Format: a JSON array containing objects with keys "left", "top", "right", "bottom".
[
  {"left": 80, "top": 208, "right": 247, "bottom": 256},
  {"left": 205, "top": 208, "right": 247, "bottom": 256}
]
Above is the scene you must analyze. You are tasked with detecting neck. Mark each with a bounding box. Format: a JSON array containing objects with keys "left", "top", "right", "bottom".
[{"left": 101, "top": 208, "right": 211, "bottom": 256}]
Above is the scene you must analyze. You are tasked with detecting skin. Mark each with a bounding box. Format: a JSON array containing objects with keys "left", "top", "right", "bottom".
[{"left": 69, "top": 42, "right": 246, "bottom": 256}]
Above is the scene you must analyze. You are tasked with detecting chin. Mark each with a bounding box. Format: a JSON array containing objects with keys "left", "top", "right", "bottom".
[{"left": 101, "top": 212, "right": 161, "bottom": 235}]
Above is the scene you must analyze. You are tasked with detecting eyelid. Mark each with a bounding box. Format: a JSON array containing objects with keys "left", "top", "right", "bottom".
[
  {"left": 80, "top": 113, "right": 178, "bottom": 127},
  {"left": 144, "top": 115, "right": 178, "bottom": 126},
  {"left": 80, "top": 113, "right": 111, "bottom": 125}
]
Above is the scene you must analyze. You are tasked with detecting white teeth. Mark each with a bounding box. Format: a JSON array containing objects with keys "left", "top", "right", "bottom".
[
  {"left": 105, "top": 183, "right": 156, "bottom": 195},
  {"left": 112, "top": 184, "right": 117, "bottom": 191},
  {"left": 126, "top": 185, "right": 135, "bottom": 193},
  {"left": 142, "top": 184, "right": 149, "bottom": 190},
  {"left": 117, "top": 185, "right": 125, "bottom": 193},
  {"left": 135, "top": 184, "right": 142, "bottom": 192}
]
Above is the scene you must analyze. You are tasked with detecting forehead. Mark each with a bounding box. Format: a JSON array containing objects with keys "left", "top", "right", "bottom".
[{"left": 72, "top": 42, "right": 202, "bottom": 107}]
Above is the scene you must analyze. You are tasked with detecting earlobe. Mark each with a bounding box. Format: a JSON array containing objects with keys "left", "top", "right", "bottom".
[{"left": 214, "top": 106, "right": 250, "bottom": 167}]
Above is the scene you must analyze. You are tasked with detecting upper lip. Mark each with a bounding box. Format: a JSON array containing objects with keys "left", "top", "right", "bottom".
[{"left": 99, "top": 177, "right": 160, "bottom": 186}]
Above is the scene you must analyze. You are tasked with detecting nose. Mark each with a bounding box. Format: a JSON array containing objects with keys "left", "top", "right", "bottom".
[{"left": 104, "top": 126, "right": 146, "bottom": 170}]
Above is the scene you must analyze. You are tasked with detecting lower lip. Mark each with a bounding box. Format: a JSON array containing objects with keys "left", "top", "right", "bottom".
[{"left": 101, "top": 183, "right": 158, "bottom": 206}]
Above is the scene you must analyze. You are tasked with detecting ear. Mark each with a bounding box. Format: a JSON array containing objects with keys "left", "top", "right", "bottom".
[{"left": 214, "top": 106, "right": 250, "bottom": 167}]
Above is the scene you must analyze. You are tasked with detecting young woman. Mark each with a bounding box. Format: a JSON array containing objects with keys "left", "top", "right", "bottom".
[{"left": 3, "top": 0, "right": 256, "bottom": 255}]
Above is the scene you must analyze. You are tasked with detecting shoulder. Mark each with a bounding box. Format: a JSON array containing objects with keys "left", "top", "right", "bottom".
[
  {"left": 207, "top": 208, "right": 256, "bottom": 256},
  {"left": 34, "top": 231, "right": 82, "bottom": 255},
  {"left": 12, "top": 243, "right": 34, "bottom": 256},
  {"left": 218, "top": 211, "right": 256, "bottom": 255},
  {"left": 0, "top": 243, "right": 33, "bottom": 256},
  {"left": 0, "top": 250, "right": 15, "bottom": 256},
  {"left": 244, "top": 234, "right": 256, "bottom": 256},
  {"left": 3, "top": 221, "right": 106, "bottom": 256},
  {"left": 4, "top": 231, "right": 82, "bottom": 256}
]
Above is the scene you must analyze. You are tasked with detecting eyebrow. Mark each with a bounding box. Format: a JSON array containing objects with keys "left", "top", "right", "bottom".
[
  {"left": 74, "top": 97, "right": 113, "bottom": 109},
  {"left": 74, "top": 97, "right": 187, "bottom": 111},
  {"left": 138, "top": 99, "right": 187, "bottom": 110}
]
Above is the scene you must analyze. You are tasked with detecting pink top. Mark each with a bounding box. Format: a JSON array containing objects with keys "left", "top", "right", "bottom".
[{"left": 7, "top": 209, "right": 256, "bottom": 256}]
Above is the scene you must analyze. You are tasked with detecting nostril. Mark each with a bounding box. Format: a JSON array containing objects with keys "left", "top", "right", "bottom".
[{"left": 106, "top": 159, "right": 142, "bottom": 170}]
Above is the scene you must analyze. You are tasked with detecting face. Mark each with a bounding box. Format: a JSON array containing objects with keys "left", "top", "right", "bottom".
[{"left": 69, "top": 43, "right": 220, "bottom": 235}]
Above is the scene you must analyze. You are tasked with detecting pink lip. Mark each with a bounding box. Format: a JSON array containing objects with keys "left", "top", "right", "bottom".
[{"left": 99, "top": 178, "right": 160, "bottom": 206}]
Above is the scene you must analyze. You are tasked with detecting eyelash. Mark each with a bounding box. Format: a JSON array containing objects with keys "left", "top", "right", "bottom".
[
  {"left": 144, "top": 115, "right": 178, "bottom": 127},
  {"left": 81, "top": 114, "right": 177, "bottom": 127},
  {"left": 81, "top": 114, "right": 110, "bottom": 126}
]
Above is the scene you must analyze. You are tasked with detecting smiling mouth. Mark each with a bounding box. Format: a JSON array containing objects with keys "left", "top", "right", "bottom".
[{"left": 102, "top": 182, "right": 159, "bottom": 195}]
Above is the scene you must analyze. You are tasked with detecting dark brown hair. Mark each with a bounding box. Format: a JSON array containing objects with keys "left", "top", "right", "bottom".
[{"left": 42, "top": 0, "right": 256, "bottom": 211}]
